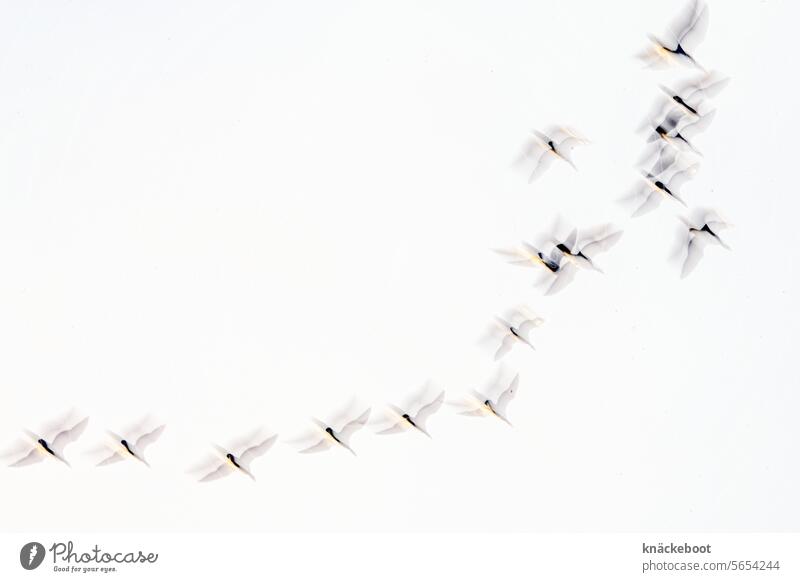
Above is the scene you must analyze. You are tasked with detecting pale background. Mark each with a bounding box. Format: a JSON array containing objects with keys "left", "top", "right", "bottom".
[{"left": 0, "top": 0, "right": 797, "bottom": 532}]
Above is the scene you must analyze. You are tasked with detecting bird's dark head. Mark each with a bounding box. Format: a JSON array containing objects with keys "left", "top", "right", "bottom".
[
  {"left": 37, "top": 438, "right": 46, "bottom": 447},
  {"left": 325, "top": 427, "right": 334, "bottom": 435},
  {"left": 484, "top": 399, "right": 491, "bottom": 406},
  {"left": 226, "top": 453, "right": 235, "bottom": 461},
  {"left": 402, "top": 413, "right": 411, "bottom": 420},
  {"left": 673, "top": 95, "right": 685, "bottom": 104},
  {"left": 120, "top": 439, "right": 128, "bottom": 447}
]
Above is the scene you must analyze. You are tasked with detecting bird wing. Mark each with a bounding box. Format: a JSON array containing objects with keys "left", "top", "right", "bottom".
[
  {"left": 238, "top": 434, "right": 278, "bottom": 470},
  {"left": 199, "top": 463, "right": 235, "bottom": 482},
  {"left": 580, "top": 230, "right": 623, "bottom": 259},
  {"left": 517, "top": 317, "right": 544, "bottom": 337},
  {"left": 494, "top": 334, "right": 515, "bottom": 361},
  {"left": 133, "top": 424, "right": 165, "bottom": 453},
  {"left": 97, "top": 451, "right": 125, "bottom": 466},
  {"left": 632, "top": 190, "right": 663, "bottom": 217},
  {"left": 681, "top": 233, "right": 708, "bottom": 278},
  {"left": 50, "top": 417, "right": 89, "bottom": 456},
  {"left": 337, "top": 408, "right": 371, "bottom": 445},
  {"left": 676, "top": 0, "right": 709, "bottom": 52},
  {"left": 545, "top": 261, "right": 577, "bottom": 295},
  {"left": 376, "top": 422, "right": 407, "bottom": 435},
  {"left": 413, "top": 390, "right": 445, "bottom": 430},
  {"left": 299, "top": 439, "right": 332, "bottom": 454},
  {"left": 563, "top": 228, "right": 578, "bottom": 253},
  {"left": 495, "top": 374, "right": 519, "bottom": 417},
  {"left": 526, "top": 149, "right": 555, "bottom": 183},
  {"left": 9, "top": 448, "right": 43, "bottom": 468}
]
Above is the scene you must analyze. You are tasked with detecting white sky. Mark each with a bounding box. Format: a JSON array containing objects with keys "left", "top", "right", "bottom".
[{"left": 0, "top": 0, "right": 798, "bottom": 533}]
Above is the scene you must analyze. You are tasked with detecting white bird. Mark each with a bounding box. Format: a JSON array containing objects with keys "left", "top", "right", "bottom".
[
  {"left": 487, "top": 308, "right": 544, "bottom": 361},
  {"left": 96, "top": 424, "right": 166, "bottom": 468},
  {"left": 193, "top": 432, "right": 278, "bottom": 482},
  {"left": 376, "top": 390, "right": 445, "bottom": 438},
  {"left": 516, "top": 126, "right": 588, "bottom": 182},
  {"left": 676, "top": 211, "right": 731, "bottom": 278},
  {"left": 459, "top": 374, "right": 520, "bottom": 426},
  {"left": 552, "top": 226, "right": 623, "bottom": 273},
  {"left": 298, "top": 408, "right": 371, "bottom": 456},
  {"left": 7, "top": 416, "right": 89, "bottom": 468}
]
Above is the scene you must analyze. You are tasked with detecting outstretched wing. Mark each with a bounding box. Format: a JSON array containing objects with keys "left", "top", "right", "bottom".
[
  {"left": 681, "top": 233, "right": 708, "bottom": 278},
  {"left": 413, "top": 391, "right": 445, "bottom": 430},
  {"left": 495, "top": 374, "right": 519, "bottom": 416},
  {"left": 545, "top": 261, "right": 577, "bottom": 295},
  {"left": 494, "top": 334, "right": 515, "bottom": 361},
  {"left": 238, "top": 434, "right": 278, "bottom": 471},
  {"left": 299, "top": 439, "right": 332, "bottom": 454},
  {"left": 337, "top": 409, "right": 371, "bottom": 445},
  {"left": 134, "top": 425, "right": 166, "bottom": 453},
  {"left": 199, "top": 463, "right": 234, "bottom": 482},
  {"left": 51, "top": 417, "right": 89, "bottom": 456},
  {"left": 97, "top": 451, "right": 125, "bottom": 466},
  {"left": 9, "top": 449, "right": 43, "bottom": 468}
]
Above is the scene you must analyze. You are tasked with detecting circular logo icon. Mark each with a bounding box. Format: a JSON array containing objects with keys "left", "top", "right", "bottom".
[{"left": 20, "top": 542, "right": 46, "bottom": 570}]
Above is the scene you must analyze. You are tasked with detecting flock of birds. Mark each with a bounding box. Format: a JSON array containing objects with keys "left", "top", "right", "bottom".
[{"left": 3, "top": 0, "right": 730, "bottom": 483}]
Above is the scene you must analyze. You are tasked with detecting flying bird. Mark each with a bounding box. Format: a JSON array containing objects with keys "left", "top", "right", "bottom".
[
  {"left": 6, "top": 415, "right": 89, "bottom": 468},
  {"left": 551, "top": 226, "right": 623, "bottom": 273},
  {"left": 95, "top": 423, "right": 166, "bottom": 468},
  {"left": 486, "top": 307, "right": 544, "bottom": 360},
  {"left": 675, "top": 210, "right": 731, "bottom": 278},
  {"left": 646, "top": 107, "right": 716, "bottom": 155},
  {"left": 640, "top": 0, "right": 709, "bottom": 69},
  {"left": 657, "top": 72, "right": 729, "bottom": 118},
  {"left": 458, "top": 373, "right": 520, "bottom": 427},
  {"left": 376, "top": 389, "right": 445, "bottom": 438},
  {"left": 297, "top": 408, "right": 371, "bottom": 456},
  {"left": 515, "top": 126, "right": 588, "bottom": 182},
  {"left": 192, "top": 431, "right": 278, "bottom": 482},
  {"left": 624, "top": 165, "right": 698, "bottom": 217}
]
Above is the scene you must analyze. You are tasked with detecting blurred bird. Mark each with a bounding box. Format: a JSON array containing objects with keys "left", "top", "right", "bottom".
[
  {"left": 458, "top": 373, "right": 520, "bottom": 427},
  {"left": 191, "top": 431, "right": 278, "bottom": 482},
  {"left": 486, "top": 307, "right": 544, "bottom": 360},
  {"left": 675, "top": 210, "right": 731, "bottom": 278},
  {"left": 515, "top": 126, "right": 588, "bottom": 182},
  {"left": 552, "top": 226, "right": 623, "bottom": 273},
  {"left": 94, "top": 421, "right": 165, "bottom": 468},
  {"left": 493, "top": 241, "right": 560, "bottom": 274},
  {"left": 658, "top": 72, "right": 729, "bottom": 117},
  {"left": 624, "top": 165, "right": 698, "bottom": 217},
  {"left": 297, "top": 408, "right": 371, "bottom": 456},
  {"left": 376, "top": 389, "right": 445, "bottom": 438},
  {"left": 6, "top": 415, "right": 89, "bottom": 468},
  {"left": 640, "top": 0, "right": 709, "bottom": 69},
  {"left": 646, "top": 108, "right": 716, "bottom": 156}
]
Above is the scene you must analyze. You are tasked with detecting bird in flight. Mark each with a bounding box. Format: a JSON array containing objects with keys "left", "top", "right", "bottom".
[
  {"left": 297, "top": 407, "right": 371, "bottom": 456},
  {"left": 624, "top": 164, "right": 698, "bottom": 217},
  {"left": 6, "top": 415, "right": 89, "bottom": 468},
  {"left": 493, "top": 241, "right": 577, "bottom": 295},
  {"left": 646, "top": 107, "right": 716, "bottom": 155},
  {"left": 486, "top": 307, "right": 544, "bottom": 360},
  {"left": 458, "top": 373, "right": 520, "bottom": 427},
  {"left": 657, "top": 72, "right": 729, "bottom": 118},
  {"left": 675, "top": 210, "right": 731, "bottom": 278},
  {"left": 515, "top": 126, "right": 588, "bottom": 182},
  {"left": 95, "top": 421, "right": 166, "bottom": 468},
  {"left": 192, "top": 431, "right": 278, "bottom": 482},
  {"left": 551, "top": 226, "right": 623, "bottom": 273},
  {"left": 640, "top": 0, "right": 709, "bottom": 69},
  {"left": 376, "top": 389, "right": 445, "bottom": 438}
]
